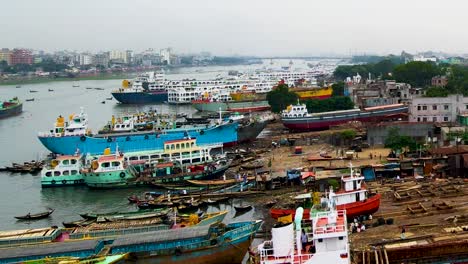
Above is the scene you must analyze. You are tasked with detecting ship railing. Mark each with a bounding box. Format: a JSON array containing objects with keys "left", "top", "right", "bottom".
[
  {"left": 198, "top": 142, "right": 223, "bottom": 149},
  {"left": 69, "top": 224, "right": 169, "bottom": 240},
  {"left": 258, "top": 242, "right": 315, "bottom": 263}
]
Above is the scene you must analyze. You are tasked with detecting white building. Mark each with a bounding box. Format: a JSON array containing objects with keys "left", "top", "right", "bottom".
[
  {"left": 109, "top": 50, "right": 128, "bottom": 63},
  {"left": 409, "top": 94, "right": 468, "bottom": 123},
  {"left": 78, "top": 54, "right": 93, "bottom": 65},
  {"left": 413, "top": 55, "right": 437, "bottom": 62},
  {"left": 160, "top": 48, "right": 172, "bottom": 65}
]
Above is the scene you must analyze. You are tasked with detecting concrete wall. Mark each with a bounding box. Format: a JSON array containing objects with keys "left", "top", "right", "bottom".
[{"left": 367, "top": 122, "right": 434, "bottom": 146}]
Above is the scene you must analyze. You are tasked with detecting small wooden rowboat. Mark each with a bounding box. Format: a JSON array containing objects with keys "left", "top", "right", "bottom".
[
  {"left": 234, "top": 205, "right": 252, "bottom": 213},
  {"left": 15, "top": 208, "right": 54, "bottom": 220}
]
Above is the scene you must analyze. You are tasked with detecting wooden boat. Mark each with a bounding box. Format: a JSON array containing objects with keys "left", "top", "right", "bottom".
[
  {"left": 25, "top": 98, "right": 35, "bottom": 102},
  {"left": 14, "top": 208, "right": 54, "bottom": 220},
  {"left": 234, "top": 205, "right": 252, "bottom": 213},
  {"left": 29, "top": 90, "right": 38, "bottom": 93},
  {"left": 265, "top": 200, "right": 277, "bottom": 208},
  {"left": 108, "top": 220, "right": 262, "bottom": 264},
  {"left": 186, "top": 177, "right": 255, "bottom": 186},
  {"left": 80, "top": 208, "right": 170, "bottom": 220},
  {"left": 62, "top": 219, "right": 94, "bottom": 228},
  {"left": 48, "top": 89, "right": 54, "bottom": 92},
  {"left": 94, "top": 87, "right": 104, "bottom": 90}
]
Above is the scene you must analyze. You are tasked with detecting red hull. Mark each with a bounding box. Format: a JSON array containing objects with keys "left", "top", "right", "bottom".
[{"left": 270, "top": 194, "right": 381, "bottom": 219}]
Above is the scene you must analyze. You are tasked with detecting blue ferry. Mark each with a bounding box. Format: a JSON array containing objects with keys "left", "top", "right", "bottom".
[{"left": 37, "top": 108, "right": 238, "bottom": 155}]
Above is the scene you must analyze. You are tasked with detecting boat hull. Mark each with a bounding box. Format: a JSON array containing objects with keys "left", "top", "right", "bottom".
[
  {"left": 237, "top": 121, "right": 267, "bottom": 143},
  {"left": 192, "top": 100, "right": 270, "bottom": 113},
  {"left": 38, "top": 123, "right": 238, "bottom": 155},
  {"left": 111, "top": 91, "right": 168, "bottom": 104},
  {"left": 0, "top": 103, "right": 22, "bottom": 119},
  {"left": 41, "top": 175, "right": 85, "bottom": 187},
  {"left": 282, "top": 105, "right": 408, "bottom": 131},
  {"left": 151, "top": 164, "right": 230, "bottom": 185},
  {"left": 270, "top": 194, "right": 381, "bottom": 219}
]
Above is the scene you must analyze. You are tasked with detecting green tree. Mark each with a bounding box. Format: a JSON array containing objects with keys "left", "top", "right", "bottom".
[
  {"left": 266, "top": 83, "right": 298, "bottom": 113},
  {"left": 425, "top": 86, "right": 449, "bottom": 97},
  {"left": 304, "top": 96, "right": 354, "bottom": 113},
  {"left": 384, "top": 127, "right": 418, "bottom": 151},
  {"left": 331, "top": 82, "right": 345, "bottom": 97},
  {"left": 393, "top": 61, "right": 441, "bottom": 87}
]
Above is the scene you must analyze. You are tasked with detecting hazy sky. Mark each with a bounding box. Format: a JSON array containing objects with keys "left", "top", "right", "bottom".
[{"left": 2, "top": 0, "right": 467, "bottom": 56}]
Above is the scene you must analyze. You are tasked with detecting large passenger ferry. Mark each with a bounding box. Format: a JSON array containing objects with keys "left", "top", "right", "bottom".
[{"left": 37, "top": 108, "right": 238, "bottom": 155}]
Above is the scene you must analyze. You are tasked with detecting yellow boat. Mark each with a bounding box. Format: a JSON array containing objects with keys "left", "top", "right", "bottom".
[
  {"left": 291, "top": 86, "right": 332, "bottom": 100},
  {"left": 21, "top": 253, "right": 128, "bottom": 264}
]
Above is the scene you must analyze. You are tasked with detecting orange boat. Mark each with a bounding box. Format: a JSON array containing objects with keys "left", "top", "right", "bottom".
[
  {"left": 270, "top": 164, "right": 381, "bottom": 219},
  {"left": 290, "top": 86, "right": 332, "bottom": 100}
]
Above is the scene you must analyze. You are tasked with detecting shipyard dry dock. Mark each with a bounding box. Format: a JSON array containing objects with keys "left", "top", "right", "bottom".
[{"left": 349, "top": 178, "right": 468, "bottom": 264}]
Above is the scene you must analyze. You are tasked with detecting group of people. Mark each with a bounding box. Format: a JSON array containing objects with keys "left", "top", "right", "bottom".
[{"left": 350, "top": 215, "right": 371, "bottom": 233}]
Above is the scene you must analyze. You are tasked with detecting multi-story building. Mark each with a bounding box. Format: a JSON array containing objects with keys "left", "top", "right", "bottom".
[
  {"left": 431, "top": 76, "right": 448, "bottom": 87},
  {"left": 10, "top": 49, "right": 33, "bottom": 65},
  {"left": 93, "top": 53, "right": 110, "bottom": 67},
  {"left": 409, "top": 94, "right": 468, "bottom": 123},
  {"left": 0, "top": 48, "right": 11, "bottom": 65},
  {"left": 78, "top": 54, "right": 93, "bottom": 66},
  {"left": 109, "top": 50, "right": 127, "bottom": 63},
  {"left": 160, "top": 48, "right": 172, "bottom": 65}
]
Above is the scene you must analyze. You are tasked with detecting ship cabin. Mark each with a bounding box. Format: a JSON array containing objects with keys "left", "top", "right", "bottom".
[
  {"left": 333, "top": 165, "right": 368, "bottom": 205},
  {"left": 123, "top": 138, "right": 220, "bottom": 166},
  {"left": 41, "top": 155, "right": 84, "bottom": 186},
  {"left": 281, "top": 104, "right": 309, "bottom": 118},
  {"left": 48, "top": 108, "right": 88, "bottom": 137},
  {"left": 112, "top": 115, "right": 135, "bottom": 132},
  {"left": 90, "top": 155, "right": 126, "bottom": 173}
]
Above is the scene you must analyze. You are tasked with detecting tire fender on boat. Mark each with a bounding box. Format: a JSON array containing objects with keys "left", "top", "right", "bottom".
[
  {"left": 51, "top": 180, "right": 56, "bottom": 185},
  {"left": 210, "top": 239, "right": 217, "bottom": 246},
  {"left": 144, "top": 135, "right": 149, "bottom": 140},
  {"left": 200, "top": 130, "right": 205, "bottom": 135},
  {"left": 62, "top": 180, "right": 67, "bottom": 184},
  {"left": 229, "top": 119, "right": 234, "bottom": 123},
  {"left": 120, "top": 172, "right": 126, "bottom": 178},
  {"left": 74, "top": 180, "right": 78, "bottom": 184},
  {"left": 175, "top": 247, "right": 183, "bottom": 256},
  {"left": 107, "top": 137, "right": 112, "bottom": 142},
  {"left": 80, "top": 136, "right": 86, "bottom": 142},
  {"left": 126, "top": 136, "right": 131, "bottom": 141}
]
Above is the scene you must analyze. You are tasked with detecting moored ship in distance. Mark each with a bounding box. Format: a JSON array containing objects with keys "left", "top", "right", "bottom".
[
  {"left": 290, "top": 85, "right": 333, "bottom": 100},
  {"left": 192, "top": 90, "right": 270, "bottom": 113},
  {"left": 111, "top": 72, "right": 169, "bottom": 104},
  {"left": 37, "top": 108, "right": 239, "bottom": 155},
  {"left": 0, "top": 97, "right": 23, "bottom": 119},
  {"left": 281, "top": 103, "right": 408, "bottom": 131}
]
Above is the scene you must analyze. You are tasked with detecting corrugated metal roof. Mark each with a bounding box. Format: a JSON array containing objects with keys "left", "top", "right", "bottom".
[
  {"left": 111, "top": 225, "right": 210, "bottom": 247},
  {"left": 0, "top": 240, "right": 99, "bottom": 260}
]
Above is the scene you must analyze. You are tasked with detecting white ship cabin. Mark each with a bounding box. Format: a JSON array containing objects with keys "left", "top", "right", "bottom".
[
  {"left": 333, "top": 164, "right": 368, "bottom": 206},
  {"left": 282, "top": 104, "right": 310, "bottom": 118},
  {"left": 41, "top": 108, "right": 88, "bottom": 137},
  {"left": 42, "top": 155, "right": 82, "bottom": 177},
  {"left": 257, "top": 204, "right": 349, "bottom": 264},
  {"left": 124, "top": 138, "right": 221, "bottom": 165},
  {"left": 87, "top": 154, "right": 126, "bottom": 173},
  {"left": 111, "top": 115, "right": 135, "bottom": 132}
]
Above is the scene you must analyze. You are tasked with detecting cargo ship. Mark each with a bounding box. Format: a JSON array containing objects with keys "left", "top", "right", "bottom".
[
  {"left": 37, "top": 108, "right": 238, "bottom": 155},
  {"left": 0, "top": 97, "right": 22, "bottom": 119},
  {"left": 112, "top": 74, "right": 168, "bottom": 104},
  {"left": 291, "top": 86, "right": 333, "bottom": 100},
  {"left": 192, "top": 91, "right": 270, "bottom": 113},
  {"left": 281, "top": 103, "right": 408, "bottom": 131}
]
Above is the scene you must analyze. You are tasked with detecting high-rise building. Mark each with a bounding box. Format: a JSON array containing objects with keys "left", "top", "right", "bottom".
[
  {"left": 0, "top": 48, "right": 11, "bottom": 65},
  {"left": 93, "top": 53, "right": 110, "bottom": 67},
  {"left": 78, "top": 54, "right": 93, "bottom": 66},
  {"left": 10, "top": 49, "right": 33, "bottom": 65},
  {"left": 160, "top": 48, "right": 172, "bottom": 65}
]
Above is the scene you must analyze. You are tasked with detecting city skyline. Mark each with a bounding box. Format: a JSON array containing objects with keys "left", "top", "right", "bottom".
[{"left": 2, "top": 0, "right": 468, "bottom": 56}]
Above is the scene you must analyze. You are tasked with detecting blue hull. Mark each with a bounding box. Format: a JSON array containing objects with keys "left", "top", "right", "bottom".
[
  {"left": 38, "top": 123, "right": 238, "bottom": 155},
  {"left": 112, "top": 91, "right": 168, "bottom": 104}
]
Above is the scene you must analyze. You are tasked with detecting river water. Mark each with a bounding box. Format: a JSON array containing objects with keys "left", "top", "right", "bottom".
[{"left": 0, "top": 59, "right": 317, "bottom": 231}]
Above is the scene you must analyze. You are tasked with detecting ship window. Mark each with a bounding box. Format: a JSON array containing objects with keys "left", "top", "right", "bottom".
[
  {"left": 192, "top": 158, "right": 200, "bottom": 163},
  {"left": 181, "top": 143, "right": 185, "bottom": 149},
  {"left": 192, "top": 150, "right": 200, "bottom": 155},
  {"left": 186, "top": 143, "right": 190, "bottom": 148},
  {"left": 101, "top": 162, "right": 110, "bottom": 168},
  {"left": 182, "top": 152, "right": 190, "bottom": 156},
  {"left": 63, "top": 170, "right": 70, "bottom": 176},
  {"left": 172, "top": 153, "right": 180, "bottom": 157},
  {"left": 71, "top": 159, "right": 77, "bottom": 164},
  {"left": 129, "top": 156, "right": 138, "bottom": 161},
  {"left": 191, "top": 142, "right": 194, "bottom": 147},
  {"left": 45, "top": 171, "right": 52, "bottom": 177},
  {"left": 176, "top": 144, "right": 180, "bottom": 149},
  {"left": 166, "top": 145, "right": 170, "bottom": 150},
  {"left": 150, "top": 155, "right": 159, "bottom": 159},
  {"left": 318, "top": 239, "right": 323, "bottom": 243},
  {"left": 112, "top": 161, "right": 120, "bottom": 167},
  {"left": 162, "top": 154, "right": 170, "bottom": 158},
  {"left": 339, "top": 236, "right": 344, "bottom": 240},
  {"left": 54, "top": 171, "right": 61, "bottom": 176},
  {"left": 140, "top": 156, "right": 149, "bottom": 160},
  {"left": 62, "top": 160, "right": 69, "bottom": 165},
  {"left": 71, "top": 170, "right": 78, "bottom": 175}
]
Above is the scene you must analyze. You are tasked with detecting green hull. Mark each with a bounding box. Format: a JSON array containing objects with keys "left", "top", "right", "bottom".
[
  {"left": 192, "top": 100, "right": 270, "bottom": 112},
  {"left": 84, "top": 169, "right": 139, "bottom": 189},
  {"left": 41, "top": 174, "right": 84, "bottom": 187}
]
